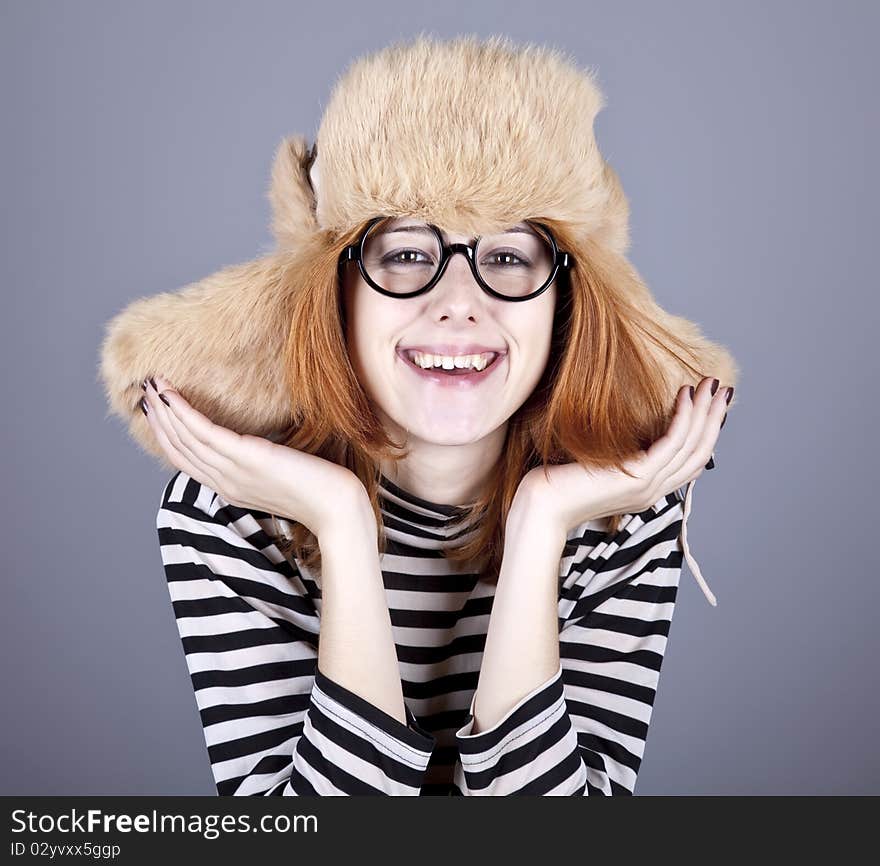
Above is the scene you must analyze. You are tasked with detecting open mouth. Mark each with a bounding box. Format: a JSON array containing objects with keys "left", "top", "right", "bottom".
[{"left": 395, "top": 347, "right": 506, "bottom": 386}]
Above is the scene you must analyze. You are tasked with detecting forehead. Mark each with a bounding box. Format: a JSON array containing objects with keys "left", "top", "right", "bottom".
[{"left": 378, "top": 216, "right": 537, "bottom": 240}]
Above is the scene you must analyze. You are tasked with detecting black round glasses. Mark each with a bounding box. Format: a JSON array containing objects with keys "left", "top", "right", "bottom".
[{"left": 339, "top": 216, "right": 573, "bottom": 302}]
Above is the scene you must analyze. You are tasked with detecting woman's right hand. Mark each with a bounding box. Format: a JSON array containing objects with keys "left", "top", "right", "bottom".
[{"left": 140, "top": 374, "right": 371, "bottom": 539}]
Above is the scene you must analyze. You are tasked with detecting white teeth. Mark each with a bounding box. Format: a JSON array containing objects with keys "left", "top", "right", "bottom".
[{"left": 407, "top": 350, "right": 496, "bottom": 371}]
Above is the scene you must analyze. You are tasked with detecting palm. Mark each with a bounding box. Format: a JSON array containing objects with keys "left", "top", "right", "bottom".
[
  {"left": 517, "top": 379, "right": 730, "bottom": 535},
  {"left": 141, "top": 375, "right": 365, "bottom": 536}
]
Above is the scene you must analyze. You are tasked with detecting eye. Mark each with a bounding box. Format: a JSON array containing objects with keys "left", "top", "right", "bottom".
[
  {"left": 480, "top": 248, "right": 531, "bottom": 268},
  {"left": 383, "top": 248, "right": 436, "bottom": 266}
]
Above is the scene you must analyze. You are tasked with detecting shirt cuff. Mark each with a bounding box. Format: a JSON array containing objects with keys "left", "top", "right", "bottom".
[
  {"left": 452, "top": 662, "right": 588, "bottom": 794},
  {"left": 455, "top": 661, "right": 566, "bottom": 747},
  {"left": 313, "top": 665, "right": 436, "bottom": 757}
]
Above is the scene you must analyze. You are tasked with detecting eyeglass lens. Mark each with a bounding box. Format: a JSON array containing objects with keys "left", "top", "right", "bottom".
[{"left": 360, "top": 219, "right": 555, "bottom": 298}]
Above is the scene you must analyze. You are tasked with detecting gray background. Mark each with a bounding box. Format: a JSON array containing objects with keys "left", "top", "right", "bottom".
[{"left": 3, "top": 0, "right": 877, "bottom": 795}]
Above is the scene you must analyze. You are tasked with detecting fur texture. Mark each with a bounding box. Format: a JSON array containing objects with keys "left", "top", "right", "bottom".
[{"left": 98, "top": 33, "right": 739, "bottom": 468}]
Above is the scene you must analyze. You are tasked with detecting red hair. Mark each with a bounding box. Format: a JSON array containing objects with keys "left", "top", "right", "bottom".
[{"left": 269, "top": 216, "right": 707, "bottom": 585}]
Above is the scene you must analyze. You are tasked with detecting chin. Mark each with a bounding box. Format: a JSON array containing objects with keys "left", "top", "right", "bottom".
[
  {"left": 416, "top": 432, "right": 486, "bottom": 447},
  {"left": 404, "top": 417, "right": 496, "bottom": 447}
]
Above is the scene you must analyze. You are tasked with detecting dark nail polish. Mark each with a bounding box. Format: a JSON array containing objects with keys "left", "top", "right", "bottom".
[
  {"left": 149, "top": 376, "right": 157, "bottom": 391},
  {"left": 140, "top": 396, "right": 149, "bottom": 416},
  {"left": 158, "top": 392, "right": 171, "bottom": 407},
  {"left": 141, "top": 379, "right": 147, "bottom": 391},
  {"left": 710, "top": 378, "right": 719, "bottom": 395},
  {"left": 720, "top": 412, "right": 727, "bottom": 430},
  {"left": 705, "top": 455, "right": 715, "bottom": 470},
  {"left": 725, "top": 386, "right": 734, "bottom": 405},
  {"left": 688, "top": 385, "right": 695, "bottom": 400}
]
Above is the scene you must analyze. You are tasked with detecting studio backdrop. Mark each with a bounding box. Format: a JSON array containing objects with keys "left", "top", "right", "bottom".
[{"left": 2, "top": 0, "right": 877, "bottom": 796}]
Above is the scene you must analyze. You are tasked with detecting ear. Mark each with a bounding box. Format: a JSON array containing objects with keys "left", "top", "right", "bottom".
[{"left": 98, "top": 133, "right": 321, "bottom": 468}]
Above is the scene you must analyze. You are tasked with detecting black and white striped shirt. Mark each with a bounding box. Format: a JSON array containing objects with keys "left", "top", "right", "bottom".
[{"left": 156, "top": 468, "right": 714, "bottom": 795}]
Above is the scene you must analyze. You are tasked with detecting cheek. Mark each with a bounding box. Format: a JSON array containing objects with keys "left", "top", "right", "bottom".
[
  {"left": 344, "top": 281, "right": 379, "bottom": 353},
  {"left": 508, "top": 295, "right": 557, "bottom": 367},
  {"left": 344, "top": 286, "right": 408, "bottom": 386}
]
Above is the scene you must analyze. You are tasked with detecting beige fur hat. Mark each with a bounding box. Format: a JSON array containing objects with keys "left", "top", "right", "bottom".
[{"left": 98, "top": 33, "right": 739, "bottom": 467}]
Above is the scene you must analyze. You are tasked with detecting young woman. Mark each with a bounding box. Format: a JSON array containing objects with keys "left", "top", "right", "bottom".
[{"left": 100, "top": 35, "right": 738, "bottom": 796}]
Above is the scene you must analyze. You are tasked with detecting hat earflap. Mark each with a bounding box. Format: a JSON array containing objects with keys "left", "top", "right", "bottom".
[
  {"left": 536, "top": 221, "right": 739, "bottom": 471},
  {"left": 98, "top": 134, "right": 322, "bottom": 466}
]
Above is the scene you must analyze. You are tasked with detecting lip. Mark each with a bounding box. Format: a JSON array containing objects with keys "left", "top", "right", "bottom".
[
  {"left": 398, "top": 343, "right": 507, "bottom": 356},
  {"left": 395, "top": 346, "right": 507, "bottom": 389}
]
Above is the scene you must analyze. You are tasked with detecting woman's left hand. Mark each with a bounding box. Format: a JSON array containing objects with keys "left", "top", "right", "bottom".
[{"left": 513, "top": 376, "right": 732, "bottom": 536}]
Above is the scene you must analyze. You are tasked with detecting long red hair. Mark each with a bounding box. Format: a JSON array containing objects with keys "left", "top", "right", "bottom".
[{"left": 269, "top": 216, "right": 707, "bottom": 584}]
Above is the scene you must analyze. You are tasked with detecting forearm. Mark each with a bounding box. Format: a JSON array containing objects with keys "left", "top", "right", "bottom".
[
  {"left": 470, "top": 490, "right": 568, "bottom": 733},
  {"left": 316, "top": 491, "right": 407, "bottom": 726}
]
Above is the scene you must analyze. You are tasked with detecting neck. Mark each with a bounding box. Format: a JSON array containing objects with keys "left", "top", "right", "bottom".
[{"left": 378, "top": 420, "right": 508, "bottom": 508}]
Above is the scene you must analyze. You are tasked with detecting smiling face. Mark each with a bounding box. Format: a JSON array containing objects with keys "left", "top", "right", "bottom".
[{"left": 341, "top": 218, "right": 558, "bottom": 448}]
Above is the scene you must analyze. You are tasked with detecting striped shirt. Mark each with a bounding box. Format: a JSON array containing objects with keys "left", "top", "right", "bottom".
[{"left": 156, "top": 468, "right": 714, "bottom": 795}]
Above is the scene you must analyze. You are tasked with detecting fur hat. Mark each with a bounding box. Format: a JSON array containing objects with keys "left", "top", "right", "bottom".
[{"left": 98, "top": 33, "right": 738, "bottom": 467}]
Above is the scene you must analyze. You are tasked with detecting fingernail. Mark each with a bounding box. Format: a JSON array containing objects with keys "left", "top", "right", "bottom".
[
  {"left": 149, "top": 376, "right": 157, "bottom": 392},
  {"left": 705, "top": 455, "right": 715, "bottom": 470},
  {"left": 710, "top": 378, "right": 719, "bottom": 395},
  {"left": 140, "top": 396, "right": 149, "bottom": 416},
  {"left": 158, "top": 392, "right": 171, "bottom": 407},
  {"left": 720, "top": 412, "right": 727, "bottom": 430},
  {"left": 141, "top": 378, "right": 147, "bottom": 391},
  {"left": 688, "top": 385, "right": 695, "bottom": 400},
  {"left": 725, "top": 386, "right": 734, "bottom": 405}
]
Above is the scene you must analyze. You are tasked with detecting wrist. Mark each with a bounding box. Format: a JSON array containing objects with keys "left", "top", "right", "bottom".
[
  {"left": 316, "top": 485, "right": 378, "bottom": 550},
  {"left": 506, "top": 482, "right": 568, "bottom": 553}
]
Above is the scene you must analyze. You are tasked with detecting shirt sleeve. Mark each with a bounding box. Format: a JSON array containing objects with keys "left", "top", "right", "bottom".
[
  {"left": 453, "top": 488, "right": 686, "bottom": 795},
  {"left": 156, "top": 470, "right": 435, "bottom": 796}
]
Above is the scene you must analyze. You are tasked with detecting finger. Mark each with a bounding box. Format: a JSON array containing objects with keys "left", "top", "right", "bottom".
[
  {"left": 656, "top": 376, "right": 715, "bottom": 481},
  {"left": 685, "top": 384, "right": 728, "bottom": 474},
  {"left": 141, "top": 393, "right": 211, "bottom": 484},
  {"left": 662, "top": 381, "right": 729, "bottom": 491},
  {"left": 151, "top": 375, "right": 244, "bottom": 464},
  {"left": 149, "top": 375, "right": 231, "bottom": 477},
  {"left": 641, "top": 384, "right": 694, "bottom": 471},
  {"left": 144, "top": 378, "right": 222, "bottom": 484}
]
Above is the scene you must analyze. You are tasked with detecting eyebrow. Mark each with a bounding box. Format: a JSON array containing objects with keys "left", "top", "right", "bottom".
[{"left": 383, "top": 222, "right": 534, "bottom": 239}]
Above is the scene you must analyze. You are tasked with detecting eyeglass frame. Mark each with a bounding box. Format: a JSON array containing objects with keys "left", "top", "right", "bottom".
[{"left": 338, "top": 215, "right": 574, "bottom": 302}]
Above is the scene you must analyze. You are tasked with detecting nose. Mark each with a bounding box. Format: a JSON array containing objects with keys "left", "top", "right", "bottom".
[
  {"left": 423, "top": 262, "right": 481, "bottom": 323},
  {"left": 437, "top": 244, "right": 480, "bottom": 287},
  {"left": 429, "top": 250, "right": 484, "bottom": 313}
]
